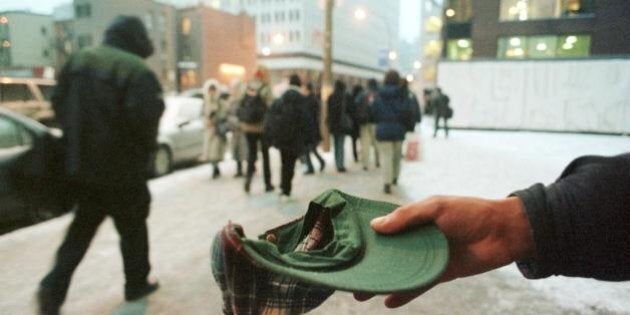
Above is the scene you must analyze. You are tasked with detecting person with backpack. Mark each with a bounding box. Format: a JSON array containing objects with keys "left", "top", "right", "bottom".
[
  {"left": 356, "top": 79, "right": 381, "bottom": 171},
  {"left": 401, "top": 78, "right": 422, "bottom": 130},
  {"left": 264, "top": 74, "right": 309, "bottom": 202},
  {"left": 432, "top": 87, "right": 451, "bottom": 138},
  {"left": 327, "top": 80, "right": 354, "bottom": 173},
  {"left": 372, "top": 70, "right": 410, "bottom": 194},
  {"left": 241, "top": 66, "right": 274, "bottom": 193},
  {"left": 302, "top": 82, "right": 326, "bottom": 174}
]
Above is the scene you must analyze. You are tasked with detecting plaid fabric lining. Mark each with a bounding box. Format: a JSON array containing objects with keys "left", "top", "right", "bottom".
[{"left": 211, "top": 214, "right": 335, "bottom": 315}]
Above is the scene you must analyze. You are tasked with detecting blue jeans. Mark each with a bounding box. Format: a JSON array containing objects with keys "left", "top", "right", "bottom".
[{"left": 333, "top": 134, "right": 346, "bottom": 170}]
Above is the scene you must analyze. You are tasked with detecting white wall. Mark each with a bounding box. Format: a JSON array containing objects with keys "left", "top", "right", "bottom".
[{"left": 437, "top": 59, "right": 630, "bottom": 134}]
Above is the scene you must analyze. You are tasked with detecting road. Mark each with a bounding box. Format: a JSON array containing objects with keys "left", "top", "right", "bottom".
[{"left": 1, "top": 124, "right": 630, "bottom": 315}]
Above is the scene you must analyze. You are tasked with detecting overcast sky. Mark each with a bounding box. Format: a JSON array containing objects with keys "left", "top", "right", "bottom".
[{"left": 0, "top": 0, "right": 420, "bottom": 41}]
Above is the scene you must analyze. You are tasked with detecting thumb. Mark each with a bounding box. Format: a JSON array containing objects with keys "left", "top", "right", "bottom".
[{"left": 371, "top": 200, "right": 438, "bottom": 234}]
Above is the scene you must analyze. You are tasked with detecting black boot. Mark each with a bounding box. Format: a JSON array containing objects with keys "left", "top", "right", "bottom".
[
  {"left": 125, "top": 280, "right": 160, "bottom": 301},
  {"left": 235, "top": 161, "right": 243, "bottom": 178},
  {"left": 244, "top": 176, "right": 252, "bottom": 193},
  {"left": 212, "top": 164, "right": 220, "bottom": 179},
  {"left": 37, "top": 285, "right": 64, "bottom": 315}
]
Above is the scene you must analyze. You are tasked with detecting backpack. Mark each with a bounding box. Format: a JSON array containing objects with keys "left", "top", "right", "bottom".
[
  {"left": 355, "top": 92, "right": 375, "bottom": 125},
  {"left": 237, "top": 91, "right": 267, "bottom": 123},
  {"left": 442, "top": 95, "right": 453, "bottom": 119},
  {"left": 264, "top": 96, "right": 300, "bottom": 149}
]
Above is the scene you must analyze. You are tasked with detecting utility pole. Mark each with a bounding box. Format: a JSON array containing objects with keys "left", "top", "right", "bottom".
[{"left": 320, "top": 0, "right": 334, "bottom": 152}]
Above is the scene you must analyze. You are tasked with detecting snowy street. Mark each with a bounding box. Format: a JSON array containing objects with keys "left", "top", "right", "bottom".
[{"left": 1, "top": 123, "right": 629, "bottom": 315}]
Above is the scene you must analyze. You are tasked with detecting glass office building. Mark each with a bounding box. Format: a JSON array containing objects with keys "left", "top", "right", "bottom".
[{"left": 442, "top": 0, "right": 629, "bottom": 61}]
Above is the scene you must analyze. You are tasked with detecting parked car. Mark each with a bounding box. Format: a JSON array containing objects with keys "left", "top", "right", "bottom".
[
  {"left": 0, "top": 107, "right": 65, "bottom": 233},
  {"left": 151, "top": 96, "right": 205, "bottom": 177},
  {"left": 0, "top": 77, "right": 57, "bottom": 126}
]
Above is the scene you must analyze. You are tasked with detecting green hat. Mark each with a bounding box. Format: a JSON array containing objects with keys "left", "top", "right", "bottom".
[{"left": 240, "top": 189, "right": 449, "bottom": 293}]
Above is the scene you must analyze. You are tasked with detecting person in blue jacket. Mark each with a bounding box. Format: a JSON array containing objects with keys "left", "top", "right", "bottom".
[{"left": 371, "top": 70, "right": 410, "bottom": 194}]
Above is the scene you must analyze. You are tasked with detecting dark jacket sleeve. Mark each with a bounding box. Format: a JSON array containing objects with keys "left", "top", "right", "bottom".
[
  {"left": 125, "top": 70, "right": 165, "bottom": 152},
  {"left": 512, "top": 153, "right": 630, "bottom": 281},
  {"left": 51, "top": 57, "right": 73, "bottom": 121}
]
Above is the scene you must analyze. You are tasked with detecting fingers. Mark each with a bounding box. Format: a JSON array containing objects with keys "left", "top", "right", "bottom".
[
  {"left": 353, "top": 292, "right": 375, "bottom": 301},
  {"left": 384, "top": 285, "right": 435, "bottom": 308},
  {"left": 371, "top": 198, "right": 441, "bottom": 234}
]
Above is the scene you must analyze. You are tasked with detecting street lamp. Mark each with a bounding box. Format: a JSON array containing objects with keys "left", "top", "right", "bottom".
[
  {"left": 261, "top": 46, "right": 271, "bottom": 56},
  {"left": 272, "top": 33, "right": 285, "bottom": 45},
  {"left": 353, "top": 7, "right": 395, "bottom": 68}
]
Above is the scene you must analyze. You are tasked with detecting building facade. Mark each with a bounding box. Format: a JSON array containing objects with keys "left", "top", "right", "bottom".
[
  {"left": 0, "top": 12, "right": 56, "bottom": 71},
  {"left": 417, "top": 0, "right": 445, "bottom": 90},
  {"left": 217, "top": 0, "right": 400, "bottom": 85},
  {"left": 71, "top": 0, "right": 178, "bottom": 91},
  {"left": 443, "top": 0, "right": 630, "bottom": 60},
  {"left": 436, "top": 0, "right": 630, "bottom": 134},
  {"left": 177, "top": 6, "right": 256, "bottom": 90}
]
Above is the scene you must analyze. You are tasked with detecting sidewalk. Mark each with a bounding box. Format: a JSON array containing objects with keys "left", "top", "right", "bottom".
[{"left": 1, "top": 125, "right": 629, "bottom": 314}]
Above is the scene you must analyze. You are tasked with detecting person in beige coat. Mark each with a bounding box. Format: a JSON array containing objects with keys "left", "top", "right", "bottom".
[
  {"left": 227, "top": 79, "right": 248, "bottom": 177},
  {"left": 202, "top": 80, "right": 229, "bottom": 179}
]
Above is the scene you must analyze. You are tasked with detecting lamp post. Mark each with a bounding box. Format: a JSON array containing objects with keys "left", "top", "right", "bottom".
[{"left": 320, "top": 0, "right": 334, "bottom": 152}]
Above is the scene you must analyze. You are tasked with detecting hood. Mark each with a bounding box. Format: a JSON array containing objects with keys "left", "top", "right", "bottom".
[
  {"left": 103, "top": 16, "right": 154, "bottom": 59},
  {"left": 282, "top": 86, "right": 303, "bottom": 103}
]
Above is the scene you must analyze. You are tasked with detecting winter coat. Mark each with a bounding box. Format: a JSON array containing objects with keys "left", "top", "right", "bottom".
[
  {"left": 273, "top": 86, "right": 309, "bottom": 153},
  {"left": 372, "top": 85, "right": 409, "bottom": 141},
  {"left": 228, "top": 93, "right": 248, "bottom": 162},
  {"left": 327, "top": 92, "right": 353, "bottom": 135},
  {"left": 202, "top": 95, "right": 229, "bottom": 162},
  {"left": 51, "top": 16, "right": 164, "bottom": 186},
  {"left": 304, "top": 93, "right": 322, "bottom": 145},
  {"left": 407, "top": 91, "right": 422, "bottom": 124},
  {"left": 513, "top": 153, "right": 630, "bottom": 281},
  {"left": 432, "top": 92, "right": 450, "bottom": 117},
  {"left": 240, "top": 80, "right": 274, "bottom": 134}
]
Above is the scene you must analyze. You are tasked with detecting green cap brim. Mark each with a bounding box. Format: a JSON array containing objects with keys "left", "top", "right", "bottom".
[{"left": 242, "top": 190, "right": 449, "bottom": 293}]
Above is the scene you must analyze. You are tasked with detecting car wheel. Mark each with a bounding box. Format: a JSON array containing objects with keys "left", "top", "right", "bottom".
[{"left": 152, "top": 146, "right": 172, "bottom": 177}]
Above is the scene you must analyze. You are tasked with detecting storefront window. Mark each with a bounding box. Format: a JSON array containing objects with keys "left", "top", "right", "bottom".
[
  {"left": 446, "top": 39, "right": 473, "bottom": 60},
  {"left": 497, "top": 34, "right": 590, "bottom": 59},
  {"left": 500, "top": 0, "right": 594, "bottom": 21},
  {"left": 555, "top": 34, "right": 591, "bottom": 57},
  {"left": 424, "top": 40, "right": 443, "bottom": 59}
]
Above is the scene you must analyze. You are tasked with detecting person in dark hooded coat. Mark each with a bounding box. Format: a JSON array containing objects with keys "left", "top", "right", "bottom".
[
  {"left": 273, "top": 74, "right": 309, "bottom": 201},
  {"left": 37, "top": 16, "right": 164, "bottom": 314},
  {"left": 327, "top": 80, "right": 353, "bottom": 172}
]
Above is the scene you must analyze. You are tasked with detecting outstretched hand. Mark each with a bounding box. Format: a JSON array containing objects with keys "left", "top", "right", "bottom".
[{"left": 354, "top": 196, "right": 534, "bottom": 308}]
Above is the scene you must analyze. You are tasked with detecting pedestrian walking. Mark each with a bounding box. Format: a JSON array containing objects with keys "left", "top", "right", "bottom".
[
  {"left": 432, "top": 87, "right": 451, "bottom": 138},
  {"left": 356, "top": 79, "right": 381, "bottom": 170},
  {"left": 327, "top": 80, "right": 354, "bottom": 172},
  {"left": 400, "top": 78, "right": 422, "bottom": 130},
  {"left": 264, "top": 74, "right": 309, "bottom": 201},
  {"left": 37, "top": 16, "right": 164, "bottom": 314},
  {"left": 241, "top": 66, "right": 274, "bottom": 193},
  {"left": 227, "top": 79, "right": 248, "bottom": 177},
  {"left": 202, "top": 81, "right": 229, "bottom": 178},
  {"left": 349, "top": 84, "right": 364, "bottom": 163},
  {"left": 372, "top": 70, "right": 411, "bottom": 194},
  {"left": 302, "top": 82, "right": 326, "bottom": 174}
]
